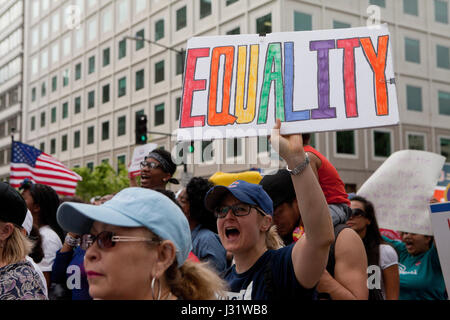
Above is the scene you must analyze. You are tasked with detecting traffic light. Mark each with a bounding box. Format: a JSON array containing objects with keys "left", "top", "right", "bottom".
[
  {"left": 188, "top": 141, "right": 194, "bottom": 153},
  {"left": 135, "top": 114, "right": 148, "bottom": 145}
]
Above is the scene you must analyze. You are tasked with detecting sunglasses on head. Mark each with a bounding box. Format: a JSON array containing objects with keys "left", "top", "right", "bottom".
[
  {"left": 214, "top": 203, "right": 266, "bottom": 219},
  {"left": 80, "top": 231, "right": 161, "bottom": 250},
  {"left": 351, "top": 208, "right": 366, "bottom": 218}
]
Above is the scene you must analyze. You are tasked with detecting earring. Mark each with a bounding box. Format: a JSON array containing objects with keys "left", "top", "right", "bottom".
[{"left": 151, "top": 277, "right": 161, "bottom": 300}]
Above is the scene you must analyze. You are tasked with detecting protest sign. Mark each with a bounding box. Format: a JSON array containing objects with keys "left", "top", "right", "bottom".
[
  {"left": 434, "top": 164, "right": 450, "bottom": 202},
  {"left": 357, "top": 150, "right": 445, "bottom": 235},
  {"left": 177, "top": 24, "right": 398, "bottom": 141},
  {"left": 429, "top": 202, "right": 450, "bottom": 297},
  {"left": 128, "top": 143, "right": 158, "bottom": 177}
]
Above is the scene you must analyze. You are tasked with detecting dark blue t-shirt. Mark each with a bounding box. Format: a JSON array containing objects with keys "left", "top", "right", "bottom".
[{"left": 224, "top": 244, "right": 316, "bottom": 300}]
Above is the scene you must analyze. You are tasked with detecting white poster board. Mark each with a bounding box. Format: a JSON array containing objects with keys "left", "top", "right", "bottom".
[
  {"left": 128, "top": 143, "right": 158, "bottom": 177},
  {"left": 177, "top": 24, "right": 398, "bottom": 141},
  {"left": 357, "top": 150, "right": 446, "bottom": 235},
  {"left": 429, "top": 202, "right": 450, "bottom": 298}
]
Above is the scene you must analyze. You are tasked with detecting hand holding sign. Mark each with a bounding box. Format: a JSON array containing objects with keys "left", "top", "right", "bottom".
[{"left": 270, "top": 119, "right": 306, "bottom": 169}]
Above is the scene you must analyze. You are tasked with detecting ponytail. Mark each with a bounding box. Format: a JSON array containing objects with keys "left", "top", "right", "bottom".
[{"left": 265, "top": 225, "right": 284, "bottom": 250}]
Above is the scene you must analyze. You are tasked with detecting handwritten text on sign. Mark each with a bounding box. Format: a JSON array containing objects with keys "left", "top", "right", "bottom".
[{"left": 177, "top": 25, "right": 399, "bottom": 141}]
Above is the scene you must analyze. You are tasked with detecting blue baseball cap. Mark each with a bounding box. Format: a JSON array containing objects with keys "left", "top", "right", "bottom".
[
  {"left": 56, "top": 187, "right": 192, "bottom": 267},
  {"left": 204, "top": 180, "right": 273, "bottom": 216}
]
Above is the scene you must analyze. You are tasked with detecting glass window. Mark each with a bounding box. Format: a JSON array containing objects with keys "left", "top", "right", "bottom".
[
  {"left": 176, "top": 51, "right": 185, "bottom": 75},
  {"left": 175, "top": 97, "right": 181, "bottom": 121},
  {"left": 63, "top": 69, "right": 70, "bottom": 87},
  {"left": 102, "top": 7, "right": 112, "bottom": 33},
  {"left": 31, "top": 116, "right": 35, "bottom": 131},
  {"left": 226, "top": 0, "right": 239, "bottom": 5},
  {"left": 39, "top": 142, "right": 45, "bottom": 152},
  {"left": 61, "top": 134, "right": 67, "bottom": 151},
  {"left": 88, "top": 56, "right": 95, "bottom": 74},
  {"left": 405, "top": 37, "right": 420, "bottom": 63},
  {"left": 118, "top": 77, "right": 126, "bottom": 97},
  {"left": 136, "top": 29, "right": 145, "bottom": 50},
  {"left": 51, "top": 107, "right": 56, "bottom": 123},
  {"left": 155, "top": 19, "right": 164, "bottom": 41},
  {"left": 257, "top": 13, "right": 272, "bottom": 34},
  {"left": 374, "top": 130, "right": 391, "bottom": 158},
  {"left": 41, "top": 82, "right": 46, "bottom": 97},
  {"left": 62, "top": 102, "right": 68, "bottom": 119},
  {"left": 88, "top": 18, "right": 97, "bottom": 42},
  {"left": 52, "top": 43, "right": 59, "bottom": 63},
  {"left": 103, "top": 48, "right": 110, "bottom": 67},
  {"left": 42, "top": 21, "right": 49, "bottom": 41},
  {"left": 176, "top": 6, "right": 187, "bottom": 31},
  {"left": 336, "top": 131, "right": 355, "bottom": 155},
  {"left": 407, "top": 134, "right": 425, "bottom": 150},
  {"left": 438, "top": 90, "right": 450, "bottom": 115},
  {"left": 440, "top": 137, "right": 450, "bottom": 162},
  {"left": 117, "top": 155, "right": 126, "bottom": 171},
  {"left": 226, "top": 27, "right": 240, "bottom": 35},
  {"left": 74, "top": 130, "right": 80, "bottom": 148},
  {"left": 118, "top": 0, "right": 129, "bottom": 24},
  {"left": 136, "top": 70, "right": 144, "bottom": 91},
  {"left": 136, "top": 0, "right": 147, "bottom": 13},
  {"left": 88, "top": 90, "right": 95, "bottom": 109},
  {"left": 86, "top": 162, "right": 94, "bottom": 171},
  {"left": 63, "top": 35, "right": 71, "bottom": 57},
  {"left": 406, "top": 85, "right": 422, "bottom": 111},
  {"left": 117, "top": 116, "right": 126, "bottom": 136},
  {"left": 155, "top": 60, "right": 164, "bottom": 83},
  {"left": 31, "top": 88, "right": 36, "bottom": 102},
  {"left": 294, "top": 12, "right": 312, "bottom": 31},
  {"left": 436, "top": 45, "right": 450, "bottom": 69},
  {"left": 155, "top": 103, "right": 165, "bottom": 126},
  {"left": 87, "top": 126, "right": 94, "bottom": 144},
  {"left": 333, "top": 20, "right": 351, "bottom": 29},
  {"left": 118, "top": 39, "right": 126, "bottom": 59},
  {"left": 74, "top": 96, "right": 81, "bottom": 114},
  {"left": 227, "top": 138, "right": 242, "bottom": 158},
  {"left": 75, "top": 28, "right": 83, "bottom": 49},
  {"left": 52, "top": 76, "right": 57, "bottom": 92},
  {"left": 41, "top": 50, "right": 48, "bottom": 70},
  {"left": 403, "top": 0, "right": 418, "bottom": 16},
  {"left": 75, "top": 63, "right": 81, "bottom": 80},
  {"left": 369, "top": 0, "right": 386, "bottom": 7},
  {"left": 435, "top": 0, "right": 449, "bottom": 24},
  {"left": 102, "top": 84, "right": 110, "bottom": 103},
  {"left": 200, "top": 0, "right": 212, "bottom": 19},
  {"left": 102, "top": 121, "right": 109, "bottom": 140},
  {"left": 52, "top": 12, "right": 59, "bottom": 34},
  {"left": 50, "top": 138, "right": 56, "bottom": 154}
]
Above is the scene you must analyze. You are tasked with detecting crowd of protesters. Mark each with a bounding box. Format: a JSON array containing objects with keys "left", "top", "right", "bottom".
[{"left": 1, "top": 122, "right": 447, "bottom": 300}]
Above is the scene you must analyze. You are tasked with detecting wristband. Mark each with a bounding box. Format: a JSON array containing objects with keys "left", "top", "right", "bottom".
[
  {"left": 286, "top": 153, "right": 310, "bottom": 176},
  {"left": 64, "top": 234, "right": 80, "bottom": 247}
]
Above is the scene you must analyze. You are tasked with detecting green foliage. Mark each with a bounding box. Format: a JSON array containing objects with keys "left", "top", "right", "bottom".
[{"left": 73, "top": 162, "right": 130, "bottom": 202}]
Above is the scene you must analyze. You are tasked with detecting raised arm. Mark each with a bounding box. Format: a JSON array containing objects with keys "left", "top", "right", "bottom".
[{"left": 270, "top": 119, "right": 334, "bottom": 288}]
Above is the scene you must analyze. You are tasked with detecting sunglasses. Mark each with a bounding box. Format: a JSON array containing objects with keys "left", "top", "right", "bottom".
[
  {"left": 351, "top": 208, "right": 366, "bottom": 218},
  {"left": 140, "top": 161, "right": 163, "bottom": 170},
  {"left": 214, "top": 203, "right": 266, "bottom": 219},
  {"left": 80, "top": 231, "right": 161, "bottom": 250}
]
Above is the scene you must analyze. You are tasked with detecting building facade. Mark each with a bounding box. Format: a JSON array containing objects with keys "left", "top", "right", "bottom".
[
  {"left": 21, "top": 0, "right": 450, "bottom": 191},
  {"left": 0, "top": 0, "right": 23, "bottom": 180}
]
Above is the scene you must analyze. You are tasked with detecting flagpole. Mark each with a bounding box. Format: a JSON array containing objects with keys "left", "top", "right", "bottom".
[{"left": 10, "top": 127, "right": 15, "bottom": 163}]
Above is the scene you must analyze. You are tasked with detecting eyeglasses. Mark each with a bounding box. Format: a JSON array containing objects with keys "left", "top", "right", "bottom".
[
  {"left": 140, "top": 161, "right": 162, "bottom": 170},
  {"left": 214, "top": 203, "right": 266, "bottom": 219},
  {"left": 351, "top": 208, "right": 366, "bottom": 218},
  {"left": 80, "top": 231, "right": 161, "bottom": 250}
]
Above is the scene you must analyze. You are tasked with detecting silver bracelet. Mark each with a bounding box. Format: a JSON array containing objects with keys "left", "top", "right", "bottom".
[
  {"left": 286, "top": 153, "right": 310, "bottom": 176},
  {"left": 64, "top": 234, "right": 80, "bottom": 247}
]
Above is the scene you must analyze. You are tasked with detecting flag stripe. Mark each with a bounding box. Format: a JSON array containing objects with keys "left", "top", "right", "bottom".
[{"left": 10, "top": 164, "right": 79, "bottom": 182}]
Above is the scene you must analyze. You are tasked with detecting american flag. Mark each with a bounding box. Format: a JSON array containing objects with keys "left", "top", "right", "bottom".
[{"left": 10, "top": 141, "right": 82, "bottom": 196}]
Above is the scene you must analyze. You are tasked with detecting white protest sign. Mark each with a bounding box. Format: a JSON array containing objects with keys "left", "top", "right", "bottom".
[
  {"left": 357, "top": 150, "right": 446, "bottom": 235},
  {"left": 128, "top": 143, "right": 158, "bottom": 177},
  {"left": 177, "top": 24, "right": 398, "bottom": 141},
  {"left": 429, "top": 202, "right": 450, "bottom": 297}
]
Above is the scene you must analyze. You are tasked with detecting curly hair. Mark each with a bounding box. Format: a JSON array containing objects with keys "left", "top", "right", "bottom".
[{"left": 186, "top": 177, "right": 216, "bottom": 233}]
